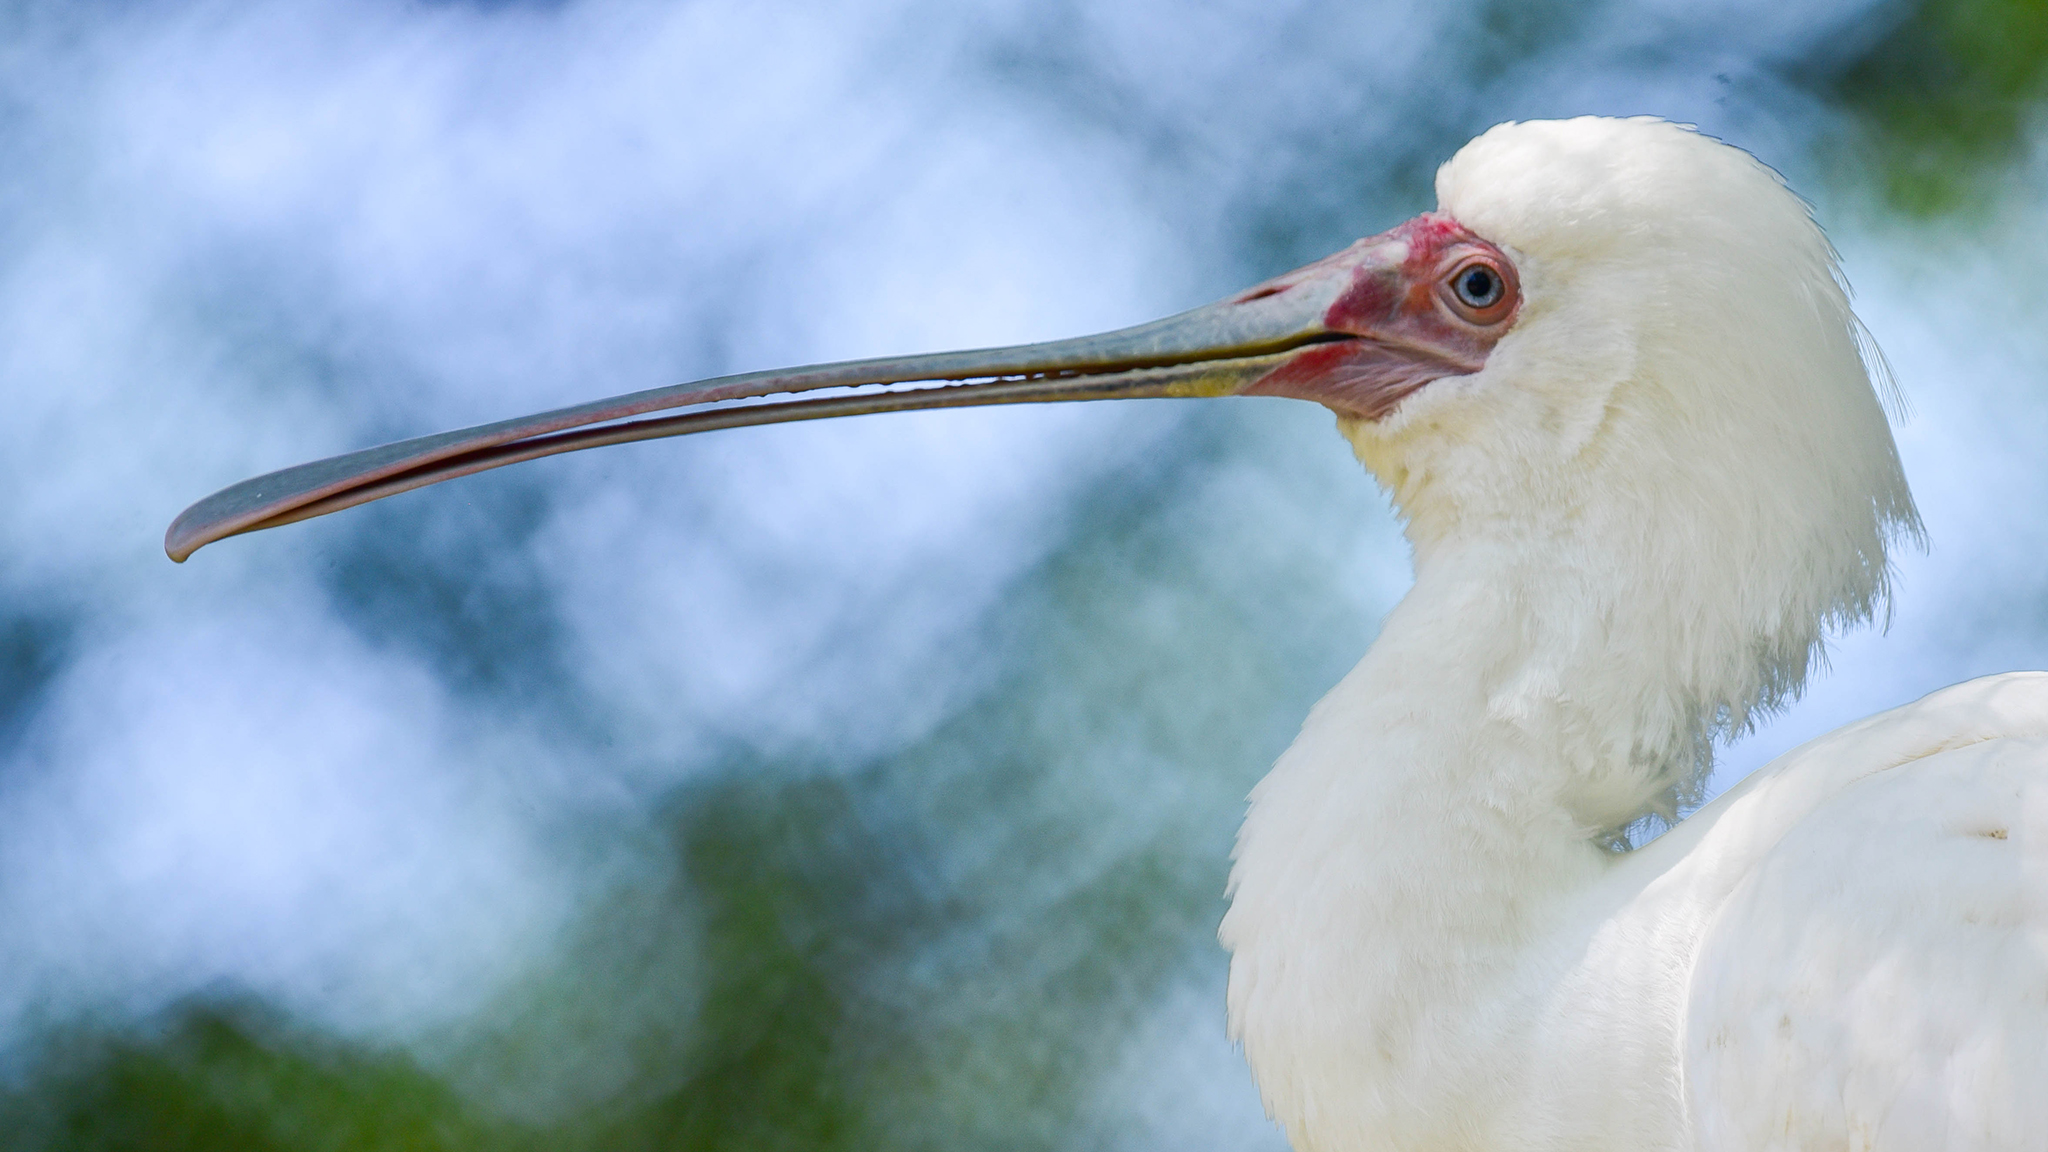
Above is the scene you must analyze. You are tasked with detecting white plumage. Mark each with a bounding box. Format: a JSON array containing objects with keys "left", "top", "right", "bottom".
[{"left": 1221, "top": 118, "right": 2045, "bottom": 1152}]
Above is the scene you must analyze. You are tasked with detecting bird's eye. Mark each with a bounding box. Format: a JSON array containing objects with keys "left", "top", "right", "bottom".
[{"left": 1453, "top": 264, "right": 1503, "bottom": 309}]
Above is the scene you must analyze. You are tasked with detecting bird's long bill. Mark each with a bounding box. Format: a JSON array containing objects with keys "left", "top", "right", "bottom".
[{"left": 165, "top": 239, "right": 1398, "bottom": 562}]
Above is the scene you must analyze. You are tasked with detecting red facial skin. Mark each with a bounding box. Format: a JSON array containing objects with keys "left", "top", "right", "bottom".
[{"left": 1241, "top": 213, "right": 1521, "bottom": 421}]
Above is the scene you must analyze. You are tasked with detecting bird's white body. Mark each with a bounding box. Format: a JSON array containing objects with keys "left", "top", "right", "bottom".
[
  {"left": 1220, "top": 119, "right": 2048, "bottom": 1151},
  {"left": 1233, "top": 655, "right": 2048, "bottom": 1151}
]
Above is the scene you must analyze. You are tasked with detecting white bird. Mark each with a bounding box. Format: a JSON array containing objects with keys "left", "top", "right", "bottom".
[{"left": 166, "top": 116, "right": 2047, "bottom": 1152}]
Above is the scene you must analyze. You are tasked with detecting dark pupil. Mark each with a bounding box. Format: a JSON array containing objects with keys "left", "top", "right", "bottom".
[{"left": 1459, "top": 267, "right": 1498, "bottom": 306}]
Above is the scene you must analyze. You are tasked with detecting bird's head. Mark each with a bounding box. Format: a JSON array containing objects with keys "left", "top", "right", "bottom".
[
  {"left": 1341, "top": 118, "right": 1916, "bottom": 566},
  {"left": 165, "top": 118, "right": 1916, "bottom": 770}
]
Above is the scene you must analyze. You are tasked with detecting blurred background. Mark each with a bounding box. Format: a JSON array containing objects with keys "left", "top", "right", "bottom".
[{"left": 0, "top": 0, "right": 2043, "bottom": 1147}]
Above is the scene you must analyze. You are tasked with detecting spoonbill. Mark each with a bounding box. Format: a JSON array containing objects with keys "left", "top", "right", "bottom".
[{"left": 166, "top": 117, "right": 2047, "bottom": 1151}]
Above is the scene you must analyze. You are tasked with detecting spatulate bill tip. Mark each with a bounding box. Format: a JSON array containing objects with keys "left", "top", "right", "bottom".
[
  {"left": 163, "top": 501, "right": 250, "bottom": 563},
  {"left": 163, "top": 518, "right": 207, "bottom": 563}
]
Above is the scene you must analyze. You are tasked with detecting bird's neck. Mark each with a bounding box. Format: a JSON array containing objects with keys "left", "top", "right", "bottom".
[{"left": 1223, "top": 539, "right": 1691, "bottom": 1151}]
